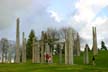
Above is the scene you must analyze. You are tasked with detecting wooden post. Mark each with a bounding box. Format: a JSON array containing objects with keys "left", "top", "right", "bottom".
[
  {"left": 92, "top": 27, "right": 98, "bottom": 56},
  {"left": 65, "top": 38, "right": 68, "bottom": 64},
  {"left": 22, "top": 32, "right": 26, "bottom": 63},
  {"left": 59, "top": 43, "right": 63, "bottom": 64},
  {"left": 84, "top": 44, "right": 89, "bottom": 64},
  {"left": 76, "top": 33, "right": 80, "bottom": 56},
  {"left": 65, "top": 28, "right": 74, "bottom": 64},
  {"left": 16, "top": 17, "right": 20, "bottom": 63},
  {"left": 32, "top": 38, "right": 35, "bottom": 63},
  {"left": 36, "top": 42, "right": 40, "bottom": 63},
  {"left": 40, "top": 31, "right": 44, "bottom": 63}
]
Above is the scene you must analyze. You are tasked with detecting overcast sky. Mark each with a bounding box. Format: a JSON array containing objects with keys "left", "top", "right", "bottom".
[{"left": 0, "top": 0, "right": 108, "bottom": 50}]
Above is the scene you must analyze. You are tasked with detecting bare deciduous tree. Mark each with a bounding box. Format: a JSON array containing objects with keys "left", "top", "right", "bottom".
[{"left": 0, "top": 38, "right": 9, "bottom": 63}]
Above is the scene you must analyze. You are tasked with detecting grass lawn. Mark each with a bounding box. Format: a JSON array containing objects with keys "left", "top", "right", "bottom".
[{"left": 0, "top": 50, "right": 108, "bottom": 72}]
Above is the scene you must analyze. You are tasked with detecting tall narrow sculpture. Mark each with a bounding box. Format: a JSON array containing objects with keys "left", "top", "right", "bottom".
[
  {"left": 24, "top": 38, "right": 26, "bottom": 62},
  {"left": 65, "top": 37, "right": 68, "bottom": 64},
  {"left": 36, "top": 42, "right": 40, "bottom": 63},
  {"left": 45, "top": 43, "right": 50, "bottom": 55},
  {"left": 16, "top": 17, "right": 20, "bottom": 63},
  {"left": 32, "top": 37, "right": 36, "bottom": 63},
  {"left": 65, "top": 28, "right": 74, "bottom": 64},
  {"left": 76, "top": 33, "right": 80, "bottom": 56},
  {"left": 84, "top": 44, "right": 89, "bottom": 64},
  {"left": 22, "top": 32, "right": 26, "bottom": 63},
  {"left": 92, "top": 27, "right": 98, "bottom": 55},
  {"left": 45, "top": 43, "right": 50, "bottom": 63},
  {"left": 40, "top": 31, "right": 44, "bottom": 63},
  {"left": 59, "top": 43, "right": 63, "bottom": 64}
]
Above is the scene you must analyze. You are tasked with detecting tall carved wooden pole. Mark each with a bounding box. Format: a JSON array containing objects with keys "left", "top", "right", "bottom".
[
  {"left": 32, "top": 37, "right": 35, "bottom": 63},
  {"left": 22, "top": 32, "right": 26, "bottom": 63},
  {"left": 59, "top": 43, "right": 63, "bottom": 64},
  {"left": 24, "top": 38, "right": 26, "bottom": 62},
  {"left": 16, "top": 17, "right": 20, "bottom": 63},
  {"left": 84, "top": 44, "right": 89, "bottom": 64},
  {"left": 40, "top": 31, "right": 44, "bottom": 63},
  {"left": 65, "top": 28, "right": 74, "bottom": 64},
  {"left": 36, "top": 42, "right": 40, "bottom": 63},
  {"left": 50, "top": 45, "right": 53, "bottom": 63},
  {"left": 92, "top": 27, "right": 98, "bottom": 56},
  {"left": 65, "top": 35, "right": 68, "bottom": 64},
  {"left": 76, "top": 33, "right": 80, "bottom": 56},
  {"left": 33, "top": 37, "right": 39, "bottom": 63},
  {"left": 68, "top": 28, "right": 74, "bottom": 64}
]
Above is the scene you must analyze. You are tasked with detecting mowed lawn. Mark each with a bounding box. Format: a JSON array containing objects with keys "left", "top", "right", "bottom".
[{"left": 0, "top": 51, "right": 108, "bottom": 72}]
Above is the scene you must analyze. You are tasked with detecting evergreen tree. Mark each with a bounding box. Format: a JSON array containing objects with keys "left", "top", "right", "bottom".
[
  {"left": 26, "top": 29, "right": 36, "bottom": 59},
  {"left": 101, "top": 41, "right": 107, "bottom": 50}
]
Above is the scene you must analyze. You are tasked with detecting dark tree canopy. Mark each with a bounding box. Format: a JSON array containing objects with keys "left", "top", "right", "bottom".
[
  {"left": 101, "top": 41, "right": 107, "bottom": 50},
  {"left": 26, "top": 29, "right": 37, "bottom": 59}
]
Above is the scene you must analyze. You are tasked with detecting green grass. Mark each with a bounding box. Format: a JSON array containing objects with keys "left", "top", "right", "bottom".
[{"left": 0, "top": 51, "right": 108, "bottom": 72}]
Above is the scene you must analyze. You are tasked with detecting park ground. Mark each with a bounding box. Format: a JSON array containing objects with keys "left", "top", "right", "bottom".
[{"left": 0, "top": 51, "right": 108, "bottom": 72}]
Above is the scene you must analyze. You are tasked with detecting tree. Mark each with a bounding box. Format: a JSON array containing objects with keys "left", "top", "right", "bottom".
[
  {"left": 46, "top": 28, "right": 59, "bottom": 41},
  {"left": 101, "top": 41, "right": 107, "bottom": 50},
  {"left": 46, "top": 27, "right": 77, "bottom": 54},
  {"left": 0, "top": 38, "right": 9, "bottom": 63},
  {"left": 26, "top": 29, "right": 37, "bottom": 59},
  {"left": 46, "top": 28, "right": 60, "bottom": 54},
  {"left": 59, "top": 27, "right": 77, "bottom": 39}
]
